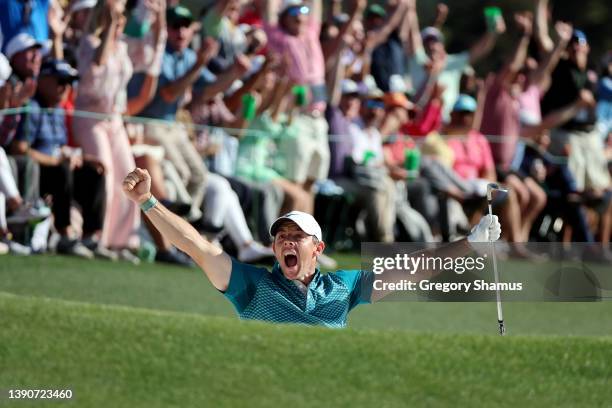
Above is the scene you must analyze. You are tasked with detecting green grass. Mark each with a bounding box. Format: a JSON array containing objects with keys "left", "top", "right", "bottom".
[
  {"left": 1, "top": 254, "right": 612, "bottom": 407},
  {"left": 1, "top": 293, "right": 611, "bottom": 408},
  {"left": 2, "top": 255, "right": 612, "bottom": 336}
]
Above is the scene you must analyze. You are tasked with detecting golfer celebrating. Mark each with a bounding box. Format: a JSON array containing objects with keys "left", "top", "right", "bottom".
[{"left": 123, "top": 168, "right": 501, "bottom": 327}]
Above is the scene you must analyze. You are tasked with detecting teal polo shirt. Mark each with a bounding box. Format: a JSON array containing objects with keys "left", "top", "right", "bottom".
[{"left": 223, "top": 258, "right": 373, "bottom": 328}]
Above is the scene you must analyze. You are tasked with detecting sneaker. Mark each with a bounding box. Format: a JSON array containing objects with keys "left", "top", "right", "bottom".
[
  {"left": 238, "top": 241, "right": 274, "bottom": 263},
  {"left": 0, "top": 241, "right": 9, "bottom": 255},
  {"left": 83, "top": 238, "right": 118, "bottom": 261},
  {"left": 155, "top": 248, "right": 194, "bottom": 267},
  {"left": 317, "top": 253, "right": 338, "bottom": 269},
  {"left": 6, "top": 202, "right": 51, "bottom": 224},
  {"left": 118, "top": 248, "right": 141, "bottom": 265},
  {"left": 56, "top": 238, "right": 94, "bottom": 259},
  {"left": 6, "top": 240, "right": 32, "bottom": 256}
]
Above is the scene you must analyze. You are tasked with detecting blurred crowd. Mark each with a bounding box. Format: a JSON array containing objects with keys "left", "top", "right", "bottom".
[{"left": 0, "top": 0, "right": 611, "bottom": 265}]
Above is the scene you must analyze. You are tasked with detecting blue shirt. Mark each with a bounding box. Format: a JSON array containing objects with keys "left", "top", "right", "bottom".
[
  {"left": 223, "top": 258, "right": 372, "bottom": 327},
  {"left": 15, "top": 99, "right": 66, "bottom": 156},
  {"left": 138, "top": 45, "right": 216, "bottom": 121},
  {"left": 0, "top": 0, "right": 50, "bottom": 52}
]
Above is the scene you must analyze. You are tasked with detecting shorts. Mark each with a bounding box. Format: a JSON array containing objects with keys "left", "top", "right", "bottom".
[
  {"left": 277, "top": 114, "right": 330, "bottom": 183},
  {"left": 549, "top": 127, "right": 611, "bottom": 191}
]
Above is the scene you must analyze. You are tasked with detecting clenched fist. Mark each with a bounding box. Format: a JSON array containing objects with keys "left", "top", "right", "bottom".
[{"left": 122, "top": 168, "right": 152, "bottom": 205}]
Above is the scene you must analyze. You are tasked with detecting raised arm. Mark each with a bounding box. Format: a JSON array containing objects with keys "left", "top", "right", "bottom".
[
  {"left": 534, "top": 0, "right": 554, "bottom": 55},
  {"left": 529, "top": 21, "right": 572, "bottom": 93},
  {"left": 432, "top": 2, "right": 448, "bottom": 30},
  {"left": 192, "top": 54, "right": 251, "bottom": 106},
  {"left": 93, "top": 1, "right": 124, "bottom": 66},
  {"left": 126, "top": 0, "right": 167, "bottom": 115},
  {"left": 497, "top": 12, "right": 532, "bottom": 85},
  {"left": 323, "top": 0, "right": 367, "bottom": 72},
  {"left": 263, "top": 0, "right": 280, "bottom": 25},
  {"left": 540, "top": 89, "right": 595, "bottom": 130},
  {"left": 401, "top": 0, "right": 421, "bottom": 56},
  {"left": 366, "top": 0, "right": 408, "bottom": 51},
  {"left": 310, "top": 0, "right": 323, "bottom": 25},
  {"left": 468, "top": 10, "right": 506, "bottom": 65},
  {"left": 123, "top": 168, "right": 232, "bottom": 291},
  {"left": 159, "top": 37, "right": 219, "bottom": 103},
  {"left": 48, "top": 0, "right": 69, "bottom": 60}
]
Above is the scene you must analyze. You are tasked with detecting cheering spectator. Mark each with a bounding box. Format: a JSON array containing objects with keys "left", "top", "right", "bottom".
[
  {"left": 72, "top": 0, "right": 141, "bottom": 263},
  {"left": 404, "top": 0, "right": 505, "bottom": 121},
  {"left": 263, "top": 0, "right": 330, "bottom": 211},
  {"left": 11, "top": 59, "right": 108, "bottom": 258},
  {"left": 542, "top": 29, "right": 610, "bottom": 192}
]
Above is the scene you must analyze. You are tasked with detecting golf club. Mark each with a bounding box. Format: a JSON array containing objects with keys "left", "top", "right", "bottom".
[{"left": 487, "top": 183, "right": 509, "bottom": 336}]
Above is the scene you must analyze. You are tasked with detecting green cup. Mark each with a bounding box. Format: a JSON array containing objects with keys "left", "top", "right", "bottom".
[
  {"left": 292, "top": 85, "right": 308, "bottom": 107},
  {"left": 242, "top": 93, "right": 257, "bottom": 121},
  {"left": 484, "top": 6, "right": 502, "bottom": 32},
  {"left": 138, "top": 241, "right": 157, "bottom": 263},
  {"left": 362, "top": 150, "right": 376, "bottom": 165},
  {"left": 404, "top": 148, "right": 421, "bottom": 179}
]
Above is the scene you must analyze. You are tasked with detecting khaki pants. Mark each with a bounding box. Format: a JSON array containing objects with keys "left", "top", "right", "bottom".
[
  {"left": 278, "top": 114, "right": 330, "bottom": 183},
  {"left": 550, "top": 127, "right": 611, "bottom": 191},
  {"left": 335, "top": 176, "right": 396, "bottom": 242},
  {"left": 145, "top": 122, "right": 207, "bottom": 212}
]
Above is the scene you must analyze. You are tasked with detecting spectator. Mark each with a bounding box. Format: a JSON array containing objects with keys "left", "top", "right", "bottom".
[
  {"left": 404, "top": 0, "right": 506, "bottom": 121},
  {"left": 480, "top": 12, "right": 547, "bottom": 242},
  {"left": 364, "top": 0, "right": 408, "bottom": 92},
  {"left": 263, "top": 0, "right": 330, "bottom": 210},
  {"left": 542, "top": 29, "right": 611, "bottom": 192},
  {"left": 0, "top": 0, "right": 50, "bottom": 50},
  {"left": 72, "top": 0, "right": 141, "bottom": 263},
  {"left": 2, "top": 34, "right": 43, "bottom": 215},
  {"left": 137, "top": 5, "right": 240, "bottom": 220},
  {"left": 11, "top": 59, "right": 108, "bottom": 258}
]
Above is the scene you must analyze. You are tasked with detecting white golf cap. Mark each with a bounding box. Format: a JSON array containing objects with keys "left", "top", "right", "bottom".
[
  {"left": 4, "top": 33, "right": 46, "bottom": 61},
  {"left": 270, "top": 211, "right": 322, "bottom": 241},
  {"left": 341, "top": 79, "right": 359, "bottom": 95},
  {"left": 70, "top": 0, "right": 97, "bottom": 13},
  {"left": 0, "top": 53, "right": 11, "bottom": 86},
  {"left": 279, "top": 0, "right": 304, "bottom": 14}
]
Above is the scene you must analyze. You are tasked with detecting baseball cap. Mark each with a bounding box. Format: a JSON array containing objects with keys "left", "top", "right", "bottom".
[
  {"left": 452, "top": 94, "right": 477, "bottom": 113},
  {"left": 360, "top": 75, "right": 384, "bottom": 99},
  {"left": 270, "top": 211, "right": 323, "bottom": 241},
  {"left": 4, "top": 33, "right": 47, "bottom": 61},
  {"left": 279, "top": 0, "right": 306, "bottom": 15},
  {"left": 166, "top": 6, "right": 194, "bottom": 27},
  {"left": 383, "top": 92, "right": 414, "bottom": 110},
  {"left": 341, "top": 79, "right": 359, "bottom": 95},
  {"left": 39, "top": 59, "right": 79, "bottom": 82},
  {"left": 0, "top": 53, "right": 11, "bottom": 86},
  {"left": 365, "top": 4, "right": 387, "bottom": 19},
  {"left": 421, "top": 26, "right": 445, "bottom": 43},
  {"left": 70, "top": 0, "right": 96, "bottom": 13}
]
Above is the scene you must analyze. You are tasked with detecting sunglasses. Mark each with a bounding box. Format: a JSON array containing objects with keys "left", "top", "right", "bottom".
[
  {"left": 170, "top": 20, "right": 192, "bottom": 30},
  {"left": 365, "top": 99, "right": 385, "bottom": 110},
  {"left": 286, "top": 5, "right": 310, "bottom": 17}
]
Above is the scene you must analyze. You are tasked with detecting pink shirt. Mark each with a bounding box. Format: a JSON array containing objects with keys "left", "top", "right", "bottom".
[
  {"left": 479, "top": 75, "right": 520, "bottom": 171},
  {"left": 518, "top": 83, "right": 542, "bottom": 124},
  {"left": 264, "top": 19, "right": 325, "bottom": 87},
  {"left": 75, "top": 35, "right": 133, "bottom": 114},
  {"left": 447, "top": 130, "right": 495, "bottom": 180}
]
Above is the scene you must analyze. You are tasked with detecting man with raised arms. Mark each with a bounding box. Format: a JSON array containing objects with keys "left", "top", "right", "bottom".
[{"left": 123, "top": 168, "right": 501, "bottom": 327}]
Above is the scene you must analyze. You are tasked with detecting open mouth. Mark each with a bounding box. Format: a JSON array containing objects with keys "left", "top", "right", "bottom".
[{"left": 284, "top": 254, "right": 298, "bottom": 268}]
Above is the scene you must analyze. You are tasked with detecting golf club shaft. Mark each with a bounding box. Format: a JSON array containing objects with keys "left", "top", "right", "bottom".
[{"left": 488, "top": 202, "right": 505, "bottom": 336}]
